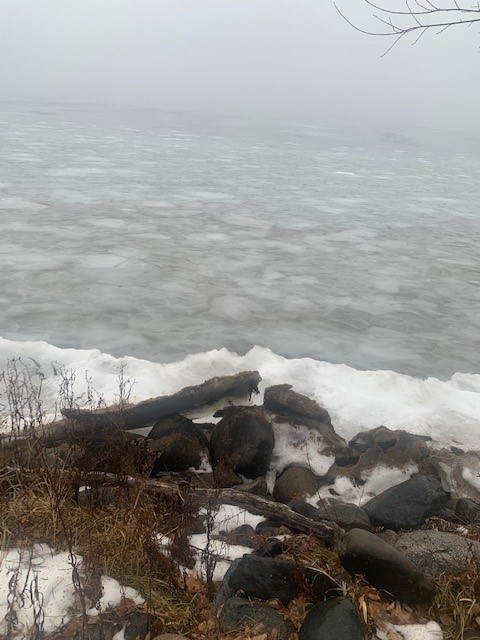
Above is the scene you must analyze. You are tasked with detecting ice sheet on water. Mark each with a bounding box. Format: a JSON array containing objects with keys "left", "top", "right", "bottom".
[{"left": 0, "top": 197, "right": 47, "bottom": 210}]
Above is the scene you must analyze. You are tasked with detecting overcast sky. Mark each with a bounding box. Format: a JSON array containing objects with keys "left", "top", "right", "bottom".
[{"left": 0, "top": 0, "right": 478, "bottom": 130}]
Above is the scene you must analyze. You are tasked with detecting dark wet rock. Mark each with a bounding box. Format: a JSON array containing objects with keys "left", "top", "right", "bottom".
[
  {"left": 219, "top": 597, "right": 295, "bottom": 640},
  {"left": 210, "top": 407, "right": 274, "bottom": 483},
  {"left": 274, "top": 466, "right": 319, "bottom": 502},
  {"left": 264, "top": 384, "right": 345, "bottom": 447},
  {"left": 223, "top": 525, "right": 261, "bottom": 549},
  {"left": 299, "top": 598, "right": 363, "bottom": 640},
  {"left": 227, "top": 555, "right": 340, "bottom": 604},
  {"left": 456, "top": 497, "right": 480, "bottom": 523},
  {"left": 255, "top": 519, "right": 284, "bottom": 534},
  {"left": 430, "top": 450, "right": 480, "bottom": 502},
  {"left": 363, "top": 474, "right": 448, "bottom": 530},
  {"left": 349, "top": 426, "right": 431, "bottom": 464},
  {"left": 255, "top": 538, "right": 286, "bottom": 558},
  {"left": 288, "top": 499, "right": 320, "bottom": 520},
  {"left": 395, "top": 529, "right": 480, "bottom": 579},
  {"left": 233, "top": 476, "right": 268, "bottom": 496},
  {"left": 376, "top": 529, "right": 399, "bottom": 546},
  {"left": 264, "top": 384, "right": 332, "bottom": 423},
  {"left": 341, "top": 528, "right": 435, "bottom": 604},
  {"left": 213, "top": 464, "right": 243, "bottom": 488},
  {"left": 148, "top": 415, "right": 209, "bottom": 474},
  {"left": 124, "top": 611, "right": 150, "bottom": 640},
  {"left": 316, "top": 498, "right": 371, "bottom": 530}
]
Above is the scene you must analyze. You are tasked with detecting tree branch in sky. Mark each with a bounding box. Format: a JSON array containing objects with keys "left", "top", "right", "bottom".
[{"left": 334, "top": 1, "right": 480, "bottom": 54}]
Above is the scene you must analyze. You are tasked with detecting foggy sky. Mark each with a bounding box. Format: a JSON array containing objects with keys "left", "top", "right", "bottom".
[{"left": 0, "top": 0, "right": 479, "bottom": 130}]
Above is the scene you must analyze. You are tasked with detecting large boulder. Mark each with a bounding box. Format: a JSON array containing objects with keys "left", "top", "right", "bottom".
[
  {"left": 274, "top": 465, "right": 319, "bottom": 503},
  {"left": 264, "top": 384, "right": 344, "bottom": 447},
  {"left": 316, "top": 498, "right": 371, "bottom": 531},
  {"left": 209, "top": 407, "right": 274, "bottom": 485},
  {"left": 341, "top": 528, "right": 435, "bottom": 604},
  {"left": 395, "top": 529, "right": 480, "bottom": 579},
  {"left": 346, "top": 426, "right": 431, "bottom": 466},
  {"left": 227, "top": 554, "right": 339, "bottom": 604},
  {"left": 299, "top": 598, "right": 363, "bottom": 640},
  {"left": 147, "top": 414, "right": 209, "bottom": 474},
  {"left": 456, "top": 498, "right": 480, "bottom": 523},
  {"left": 219, "top": 597, "right": 295, "bottom": 640},
  {"left": 363, "top": 474, "right": 448, "bottom": 530},
  {"left": 430, "top": 450, "right": 480, "bottom": 502}
]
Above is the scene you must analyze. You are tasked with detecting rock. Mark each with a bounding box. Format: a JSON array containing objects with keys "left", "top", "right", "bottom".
[
  {"left": 325, "top": 447, "right": 418, "bottom": 502},
  {"left": 264, "top": 384, "right": 344, "bottom": 447},
  {"left": 219, "top": 597, "right": 295, "bottom": 640},
  {"left": 395, "top": 529, "right": 480, "bottom": 579},
  {"left": 430, "top": 450, "right": 480, "bottom": 502},
  {"left": 363, "top": 474, "right": 448, "bottom": 530},
  {"left": 124, "top": 612, "right": 150, "bottom": 640},
  {"left": 288, "top": 499, "right": 321, "bottom": 520},
  {"left": 223, "top": 525, "right": 261, "bottom": 549},
  {"left": 255, "top": 538, "right": 285, "bottom": 558},
  {"left": 316, "top": 498, "right": 371, "bottom": 530},
  {"left": 455, "top": 497, "right": 480, "bottom": 523},
  {"left": 341, "top": 528, "right": 435, "bottom": 604},
  {"left": 147, "top": 415, "right": 209, "bottom": 474},
  {"left": 233, "top": 476, "right": 269, "bottom": 496},
  {"left": 209, "top": 407, "right": 275, "bottom": 482},
  {"left": 255, "top": 519, "right": 284, "bottom": 534},
  {"left": 349, "top": 426, "right": 431, "bottom": 464},
  {"left": 264, "top": 384, "right": 332, "bottom": 424},
  {"left": 227, "top": 554, "right": 339, "bottom": 604},
  {"left": 274, "top": 466, "right": 319, "bottom": 502},
  {"left": 299, "top": 598, "right": 363, "bottom": 640}
]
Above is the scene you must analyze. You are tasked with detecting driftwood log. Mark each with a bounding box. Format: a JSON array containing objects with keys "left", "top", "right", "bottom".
[
  {"left": 7, "top": 467, "right": 340, "bottom": 543},
  {"left": 0, "top": 370, "right": 261, "bottom": 447}
]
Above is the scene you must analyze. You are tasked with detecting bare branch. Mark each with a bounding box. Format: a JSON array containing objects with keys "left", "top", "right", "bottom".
[{"left": 335, "top": 0, "right": 480, "bottom": 52}]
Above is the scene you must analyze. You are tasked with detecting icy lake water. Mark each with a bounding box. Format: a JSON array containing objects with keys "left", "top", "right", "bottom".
[{"left": 1, "top": 102, "right": 479, "bottom": 378}]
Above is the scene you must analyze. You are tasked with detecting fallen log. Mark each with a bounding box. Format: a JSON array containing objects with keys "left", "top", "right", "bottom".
[
  {"left": 75, "top": 471, "right": 343, "bottom": 543},
  {"left": 0, "top": 370, "right": 261, "bottom": 447}
]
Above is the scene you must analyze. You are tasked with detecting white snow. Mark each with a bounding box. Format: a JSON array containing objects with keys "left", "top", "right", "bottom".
[
  {"left": 376, "top": 621, "right": 443, "bottom": 640},
  {"left": 0, "top": 546, "right": 142, "bottom": 638}
]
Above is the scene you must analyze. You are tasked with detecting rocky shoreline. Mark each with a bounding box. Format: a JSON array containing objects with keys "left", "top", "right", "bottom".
[{"left": 3, "top": 370, "right": 480, "bottom": 639}]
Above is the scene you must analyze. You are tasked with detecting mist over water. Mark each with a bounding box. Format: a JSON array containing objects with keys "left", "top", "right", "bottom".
[{"left": 1, "top": 102, "right": 479, "bottom": 378}]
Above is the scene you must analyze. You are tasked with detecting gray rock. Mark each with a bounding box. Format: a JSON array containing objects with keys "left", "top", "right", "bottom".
[
  {"left": 233, "top": 476, "right": 268, "bottom": 496},
  {"left": 455, "top": 498, "right": 480, "bottom": 523},
  {"left": 349, "top": 426, "right": 431, "bottom": 464},
  {"left": 288, "top": 499, "right": 320, "bottom": 520},
  {"left": 430, "top": 450, "right": 480, "bottom": 502},
  {"left": 274, "top": 466, "right": 319, "bottom": 502},
  {"left": 219, "top": 597, "right": 295, "bottom": 640},
  {"left": 363, "top": 474, "right": 448, "bottom": 530},
  {"left": 341, "top": 528, "right": 435, "bottom": 604},
  {"left": 227, "top": 554, "right": 339, "bottom": 604},
  {"left": 264, "top": 384, "right": 332, "bottom": 423},
  {"left": 299, "top": 598, "right": 363, "bottom": 640},
  {"left": 264, "top": 384, "right": 344, "bottom": 447},
  {"left": 395, "top": 529, "right": 480, "bottom": 579},
  {"left": 316, "top": 498, "right": 371, "bottom": 530}
]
